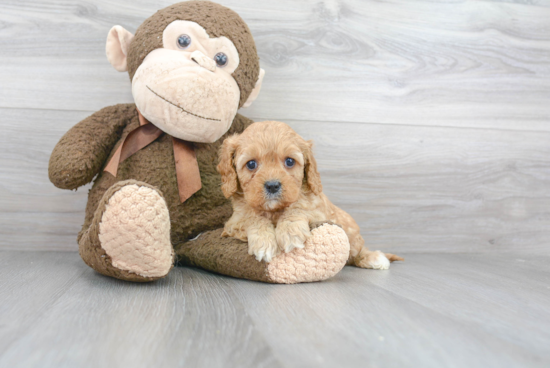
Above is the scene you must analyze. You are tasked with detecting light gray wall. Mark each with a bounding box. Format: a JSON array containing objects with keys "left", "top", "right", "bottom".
[{"left": 1, "top": 0, "right": 549, "bottom": 253}]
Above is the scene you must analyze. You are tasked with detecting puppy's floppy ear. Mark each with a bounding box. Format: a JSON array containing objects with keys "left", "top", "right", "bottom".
[
  {"left": 217, "top": 135, "right": 240, "bottom": 198},
  {"left": 303, "top": 140, "right": 323, "bottom": 195}
]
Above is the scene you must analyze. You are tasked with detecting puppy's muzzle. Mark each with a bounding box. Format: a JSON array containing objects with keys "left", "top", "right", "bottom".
[{"left": 264, "top": 180, "right": 282, "bottom": 197}]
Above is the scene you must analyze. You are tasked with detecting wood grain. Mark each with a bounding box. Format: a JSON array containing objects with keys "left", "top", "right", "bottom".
[
  {"left": 0, "top": 108, "right": 91, "bottom": 250},
  {"left": 362, "top": 253, "right": 550, "bottom": 356},
  {"left": 0, "top": 0, "right": 549, "bottom": 130},
  {"left": 3, "top": 106, "right": 550, "bottom": 253},
  {"left": 228, "top": 253, "right": 550, "bottom": 368},
  {"left": 1, "top": 0, "right": 549, "bottom": 252},
  {"left": 1, "top": 250, "right": 548, "bottom": 368},
  {"left": 0, "top": 251, "right": 282, "bottom": 368},
  {"left": 285, "top": 119, "right": 550, "bottom": 254},
  {"left": 0, "top": 251, "right": 85, "bottom": 357}
]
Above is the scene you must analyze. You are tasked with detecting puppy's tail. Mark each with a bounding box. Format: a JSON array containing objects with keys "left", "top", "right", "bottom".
[{"left": 385, "top": 253, "right": 404, "bottom": 262}]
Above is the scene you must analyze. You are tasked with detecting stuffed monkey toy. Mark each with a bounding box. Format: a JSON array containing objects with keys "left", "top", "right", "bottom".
[{"left": 48, "top": 1, "right": 350, "bottom": 283}]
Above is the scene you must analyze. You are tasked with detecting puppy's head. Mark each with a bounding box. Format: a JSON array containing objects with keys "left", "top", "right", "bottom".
[{"left": 217, "top": 121, "right": 322, "bottom": 212}]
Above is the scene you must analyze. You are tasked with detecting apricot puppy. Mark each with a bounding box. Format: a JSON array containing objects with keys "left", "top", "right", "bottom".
[{"left": 217, "top": 121, "right": 403, "bottom": 268}]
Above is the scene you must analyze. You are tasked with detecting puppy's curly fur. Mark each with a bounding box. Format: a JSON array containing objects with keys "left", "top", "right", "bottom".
[{"left": 217, "top": 121, "right": 403, "bottom": 268}]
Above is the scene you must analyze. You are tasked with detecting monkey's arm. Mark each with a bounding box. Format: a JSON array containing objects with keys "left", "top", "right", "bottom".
[
  {"left": 49, "top": 104, "right": 136, "bottom": 190},
  {"left": 176, "top": 222, "right": 350, "bottom": 284}
]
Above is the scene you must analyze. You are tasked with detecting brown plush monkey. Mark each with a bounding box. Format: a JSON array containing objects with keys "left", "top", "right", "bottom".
[{"left": 49, "top": 1, "right": 350, "bottom": 283}]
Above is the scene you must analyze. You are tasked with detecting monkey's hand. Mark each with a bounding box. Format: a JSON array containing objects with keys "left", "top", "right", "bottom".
[{"left": 49, "top": 104, "right": 133, "bottom": 190}]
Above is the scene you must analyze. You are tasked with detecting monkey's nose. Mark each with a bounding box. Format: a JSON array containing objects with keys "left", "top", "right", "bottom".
[
  {"left": 264, "top": 180, "right": 282, "bottom": 194},
  {"left": 190, "top": 50, "right": 216, "bottom": 72}
]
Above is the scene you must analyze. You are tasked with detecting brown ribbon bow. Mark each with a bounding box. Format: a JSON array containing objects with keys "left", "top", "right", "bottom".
[{"left": 104, "top": 111, "right": 202, "bottom": 203}]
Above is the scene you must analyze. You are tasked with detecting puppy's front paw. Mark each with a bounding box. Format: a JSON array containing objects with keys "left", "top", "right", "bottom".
[
  {"left": 276, "top": 221, "right": 311, "bottom": 253},
  {"left": 248, "top": 230, "right": 279, "bottom": 262}
]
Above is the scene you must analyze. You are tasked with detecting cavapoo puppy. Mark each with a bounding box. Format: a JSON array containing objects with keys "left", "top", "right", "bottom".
[{"left": 217, "top": 121, "right": 403, "bottom": 269}]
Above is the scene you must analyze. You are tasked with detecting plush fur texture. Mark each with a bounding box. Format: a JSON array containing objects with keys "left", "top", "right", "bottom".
[
  {"left": 49, "top": 104, "right": 132, "bottom": 191},
  {"left": 127, "top": 1, "right": 260, "bottom": 108},
  {"left": 78, "top": 179, "right": 173, "bottom": 282},
  {"left": 266, "top": 222, "right": 350, "bottom": 283},
  {"left": 218, "top": 121, "right": 404, "bottom": 267},
  {"left": 49, "top": 103, "right": 253, "bottom": 281},
  {"left": 98, "top": 183, "right": 173, "bottom": 277},
  {"left": 52, "top": 103, "right": 252, "bottom": 246}
]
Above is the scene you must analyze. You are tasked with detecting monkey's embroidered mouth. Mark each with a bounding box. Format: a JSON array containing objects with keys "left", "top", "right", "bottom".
[{"left": 146, "top": 85, "right": 221, "bottom": 122}]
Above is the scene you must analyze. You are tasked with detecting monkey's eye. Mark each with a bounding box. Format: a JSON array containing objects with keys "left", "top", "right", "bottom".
[
  {"left": 177, "top": 34, "right": 191, "bottom": 49},
  {"left": 246, "top": 160, "right": 257, "bottom": 170},
  {"left": 214, "top": 52, "right": 228, "bottom": 67},
  {"left": 285, "top": 158, "right": 295, "bottom": 168}
]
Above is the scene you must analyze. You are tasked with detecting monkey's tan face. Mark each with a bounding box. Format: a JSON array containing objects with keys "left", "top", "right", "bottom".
[{"left": 132, "top": 21, "right": 241, "bottom": 143}]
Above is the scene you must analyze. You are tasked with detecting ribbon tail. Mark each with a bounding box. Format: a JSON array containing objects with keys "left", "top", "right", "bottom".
[
  {"left": 173, "top": 138, "right": 202, "bottom": 203},
  {"left": 103, "top": 110, "right": 201, "bottom": 204},
  {"left": 104, "top": 139, "right": 125, "bottom": 177},
  {"left": 103, "top": 122, "right": 163, "bottom": 177}
]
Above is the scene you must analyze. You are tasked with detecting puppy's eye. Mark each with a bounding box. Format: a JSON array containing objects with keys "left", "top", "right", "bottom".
[
  {"left": 215, "top": 52, "right": 228, "bottom": 67},
  {"left": 246, "top": 160, "right": 257, "bottom": 170},
  {"left": 285, "top": 158, "right": 295, "bottom": 168},
  {"left": 177, "top": 34, "right": 192, "bottom": 49}
]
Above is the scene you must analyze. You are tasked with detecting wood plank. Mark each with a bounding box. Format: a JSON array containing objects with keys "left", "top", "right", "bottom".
[
  {"left": 286, "top": 119, "right": 550, "bottom": 254},
  {"left": 226, "top": 252, "right": 550, "bottom": 368},
  {"left": 0, "top": 0, "right": 549, "bottom": 131},
  {"left": 0, "top": 251, "right": 282, "bottom": 368},
  {"left": 1, "top": 251, "right": 549, "bottom": 367},
  {"left": 0, "top": 251, "right": 86, "bottom": 356},
  {"left": 361, "top": 253, "right": 550, "bottom": 355},
  {"left": 2, "top": 107, "right": 550, "bottom": 253},
  {"left": 0, "top": 108, "right": 91, "bottom": 250}
]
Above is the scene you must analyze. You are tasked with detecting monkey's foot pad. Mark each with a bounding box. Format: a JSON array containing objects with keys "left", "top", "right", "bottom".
[
  {"left": 98, "top": 184, "right": 173, "bottom": 278},
  {"left": 266, "top": 223, "right": 350, "bottom": 283}
]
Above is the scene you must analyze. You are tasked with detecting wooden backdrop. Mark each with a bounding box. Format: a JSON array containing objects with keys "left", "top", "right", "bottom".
[{"left": 1, "top": 0, "right": 549, "bottom": 253}]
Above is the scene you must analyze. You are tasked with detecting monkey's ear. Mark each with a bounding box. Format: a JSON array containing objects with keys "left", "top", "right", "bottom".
[
  {"left": 217, "top": 135, "right": 240, "bottom": 198},
  {"left": 106, "top": 25, "right": 134, "bottom": 72},
  {"left": 241, "top": 68, "right": 265, "bottom": 108}
]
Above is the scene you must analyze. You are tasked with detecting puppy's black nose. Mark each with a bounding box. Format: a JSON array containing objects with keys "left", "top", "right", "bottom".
[{"left": 264, "top": 180, "right": 281, "bottom": 194}]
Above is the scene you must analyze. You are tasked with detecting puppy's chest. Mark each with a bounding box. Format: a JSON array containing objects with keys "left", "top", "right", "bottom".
[
  {"left": 258, "top": 208, "right": 326, "bottom": 226},
  {"left": 258, "top": 211, "right": 284, "bottom": 226}
]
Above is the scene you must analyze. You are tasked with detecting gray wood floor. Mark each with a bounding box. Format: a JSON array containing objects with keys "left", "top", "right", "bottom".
[
  {"left": 1, "top": 250, "right": 548, "bottom": 368},
  {"left": 1, "top": 1, "right": 550, "bottom": 367}
]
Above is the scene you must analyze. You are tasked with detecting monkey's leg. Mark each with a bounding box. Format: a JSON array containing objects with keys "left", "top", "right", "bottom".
[
  {"left": 175, "top": 221, "right": 350, "bottom": 284},
  {"left": 79, "top": 180, "right": 174, "bottom": 282}
]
